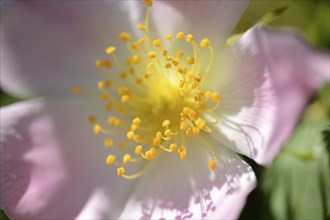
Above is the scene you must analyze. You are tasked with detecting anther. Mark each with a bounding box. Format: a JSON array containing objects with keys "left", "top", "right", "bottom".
[
  {"left": 176, "top": 32, "right": 185, "bottom": 40},
  {"left": 170, "top": 144, "right": 178, "bottom": 152},
  {"left": 208, "top": 159, "right": 216, "bottom": 171},
  {"left": 106, "top": 46, "right": 116, "bottom": 54},
  {"left": 93, "top": 124, "right": 102, "bottom": 135},
  {"left": 186, "top": 56, "right": 195, "bottom": 65},
  {"left": 117, "top": 167, "right": 125, "bottom": 176},
  {"left": 104, "top": 138, "right": 114, "bottom": 147},
  {"left": 165, "top": 34, "right": 173, "bottom": 40},
  {"left": 162, "top": 120, "right": 170, "bottom": 127},
  {"left": 133, "top": 117, "right": 141, "bottom": 125},
  {"left": 200, "top": 38, "right": 211, "bottom": 48},
  {"left": 137, "top": 23, "right": 147, "bottom": 30},
  {"left": 121, "top": 95, "right": 130, "bottom": 103},
  {"left": 123, "top": 154, "right": 131, "bottom": 164},
  {"left": 135, "top": 145, "right": 143, "bottom": 155},
  {"left": 148, "top": 52, "right": 156, "bottom": 59},
  {"left": 106, "top": 155, "right": 116, "bottom": 165},
  {"left": 153, "top": 39, "right": 162, "bottom": 46},
  {"left": 143, "top": 0, "right": 153, "bottom": 7},
  {"left": 186, "top": 34, "right": 194, "bottom": 43},
  {"left": 88, "top": 116, "right": 97, "bottom": 124},
  {"left": 72, "top": 86, "right": 82, "bottom": 94},
  {"left": 98, "top": 81, "right": 106, "bottom": 91},
  {"left": 120, "top": 32, "right": 131, "bottom": 42},
  {"left": 127, "top": 131, "right": 135, "bottom": 139}
]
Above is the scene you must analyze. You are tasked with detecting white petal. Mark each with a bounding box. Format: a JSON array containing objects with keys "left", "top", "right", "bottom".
[
  {"left": 210, "top": 26, "right": 329, "bottom": 165},
  {"left": 149, "top": 1, "right": 249, "bottom": 45},
  {"left": 0, "top": 97, "right": 135, "bottom": 219},
  {"left": 0, "top": 1, "right": 140, "bottom": 98},
  {"left": 119, "top": 137, "right": 256, "bottom": 219}
]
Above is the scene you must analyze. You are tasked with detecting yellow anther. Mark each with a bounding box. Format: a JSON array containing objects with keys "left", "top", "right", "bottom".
[
  {"left": 143, "top": 0, "right": 153, "bottom": 7},
  {"left": 177, "top": 67, "right": 186, "bottom": 74},
  {"left": 136, "top": 78, "right": 143, "bottom": 84},
  {"left": 170, "top": 144, "right": 178, "bottom": 152},
  {"left": 135, "top": 145, "right": 143, "bottom": 155},
  {"left": 120, "top": 32, "right": 131, "bottom": 42},
  {"left": 138, "top": 38, "right": 145, "bottom": 44},
  {"left": 114, "top": 119, "right": 122, "bottom": 127},
  {"left": 133, "top": 117, "right": 141, "bottom": 125},
  {"left": 106, "top": 102, "right": 113, "bottom": 111},
  {"left": 186, "top": 128, "right": 193, "bottom": 137},
  {"left": 186, "top": 56, "right": 195, "bottom": 65},
  {"left": 98, "top": 81, "right": 106, "bottom": 91},
  {"left": 107, "top": 116, "right": 116, "bottom": 125},
  {"left": 177, "top": 50, "right": 184, "bottom": 59},
  {"left": 156, "top": 131, "right": 162, "bottom": 139},
  {"left": 148, "top": 52, "right": 156, "bottom": 59},
  {"left": 179, "top": 79, "right": 185, "bottom": 88},
  {"left": 165, "top": 34, "right": 173, "bottom": 40},
  {"left": 129, "top": 67, "right": 135, "bottom": 74},
  {"left": 153, "top": 137, "right": 161, "bottom": 147},
  {"left": 117, "top": 106, "right": 127, "bottom": 115},
  {"left": 120, "top": 71, "right": 127, "bottom": 79},
  {"left": 147, "top": 62, "right": 154, "bottom": 69},
  {"left": 179, "top": 151, "right": 186, "bottom": 160},
  {"left": 137, "top": 23, "right": 147, "bottom": 30},
  {"left": 131, "top": 42, "right": 140, "bottom": 50},
  {"left": 123, "top": 154, "right": 131, "bottom": 164},
  {"left": 150, "top": 147, "right": 156, "bottom": 156},
  {"left": 106, "top": 46, "right": 116, "bottom": 54},
  {"left": 176, "top": 32, "right": 185, "bottom": 40},
  {"left": 119, "top": 141, "right": 126, "bottom": 149},
  {"left": 121, "top": 95, "right": 130, "bottom": 103},
  {"left": 127, "top": 131, "right": 135, "bottom": 139},
  {"left": 161, "top": 49, "right": 168, "bottom": 56},
  {"left": 212, "top": 92, "right": 221, "bottom": 102},
  {"left": 152, "top": 39, "right": 162, "bottom": 46},
  {"left": 130, "top": 124, "right": 138, "bottom": 131},
  {"left": 93, "top": 124, "right": 102, "bottom": 135},
  {"left": 208, "top": 159, "right": 216, "bottom": 171},
  {"left": 104, "top": 138, "right": 114, "bottom": 147},
  {"left": 186, "top": 34, "right": 194, "bottom": 43},
  {"left": 72, "top": 86, "right": 82, "bottom": 94},
  {"left": 103, "top": 60, "right": 112, "bottom": 68},
  {"left": 106, "top": 155, "right": 116, "bottom": 165},
  {"left": 145, "top": 150, "right": 153, "bottom": 160},
  {"left": 145, "top": 72, "right": 152, "bottom": 78},
  {"left": 117, "top": 167, "right": 125, "bottom": 176},
  {"left": 105, "top": 80, "right": 112, "bottom": 87},
  {"left": 172, "top": 59, "right": 179, "bottom": 66},
  {"left": 200, "top": 38, "right": 211, "bottom": 48},
  {"left": 165, "top": 63, "right": 172, "bottom": 69},
  {"left": 162, "top": 120, "right": 170, "bottom": 127},
  {"left": 118, "top": 87, "right": 131, "bottom": 95},
  {"left": 164, "top": 129, "right": 172, "bottom": 138},
  {"left": 95, "top": 59, "right": 103, "bottom": 68},
  {"left": 88, "top": 116, "right": 97, "bottom": 124},
  {"left": 100, "top": 93, "right": 110, "bottom": 101},
  {"left": 205, "top": 91, "right": 212, "bottom": 99},
  {"left": 133, "top": 134, "right": 144, "bottom": 142},
  {"left": 132, "top": 55, "right": 140, "bottom": 64}
]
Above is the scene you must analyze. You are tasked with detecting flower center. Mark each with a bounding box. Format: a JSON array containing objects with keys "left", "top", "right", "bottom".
[{"left": 73, "top": 0, "right": 220, "bottom": 179}]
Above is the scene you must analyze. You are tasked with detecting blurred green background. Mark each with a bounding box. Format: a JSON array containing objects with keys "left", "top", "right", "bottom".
[{"left": 0, "top": 0, "right": 329, "bottom": 220}]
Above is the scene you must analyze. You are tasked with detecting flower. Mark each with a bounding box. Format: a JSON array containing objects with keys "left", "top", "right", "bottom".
[{"left": 1, "top": 1, "right": 329, "bottom": 219}]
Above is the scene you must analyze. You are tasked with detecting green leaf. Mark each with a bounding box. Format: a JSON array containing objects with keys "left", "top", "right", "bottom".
[
  {"left": 261, "top": 120, "right": 330, "bottom": 220},
  {"left": 0, "top": 210, "right": 11, "bottom": 220},
  {"left": 258, "top": 6, "right": 289, "bottom": 25}
]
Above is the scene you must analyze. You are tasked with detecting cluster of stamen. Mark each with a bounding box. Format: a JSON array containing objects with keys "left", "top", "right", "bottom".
[{"left": 73, "top": 0, "right": 220, "bottom": 179}]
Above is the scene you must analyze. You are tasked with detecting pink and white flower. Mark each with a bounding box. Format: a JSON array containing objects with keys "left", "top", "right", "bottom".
[{"left": 1, "top": 1, "right": 329, "bottom": 219}]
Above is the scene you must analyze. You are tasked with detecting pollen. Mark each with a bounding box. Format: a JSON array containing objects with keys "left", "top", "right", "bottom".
[
  {"left": 208, "top": 159, "right": 216, "bottom": 171},
  {"left": 75, "top": 0, "right": 221, "bottom": 179}
]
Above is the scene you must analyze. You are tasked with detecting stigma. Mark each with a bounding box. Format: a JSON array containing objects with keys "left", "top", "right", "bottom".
[{"left": 73, "top": 0, "right": 220, "bottom": 179}]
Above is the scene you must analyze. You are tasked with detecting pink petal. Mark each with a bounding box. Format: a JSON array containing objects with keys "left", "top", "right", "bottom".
[
  {"left": 211, "top": 26, "right": 329, "bottom": 165},
  {"left": 0, "top": 98, "right": 135, "bottom": 219},
  {"left": 0, "top": 1, "right": 140, "bottom": 98},
  {"left": 149, "top": 1, "right": 249, "bottom": 45},
  {"left": 119, "top": 138, "right": 256, "bottom": 219}
]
